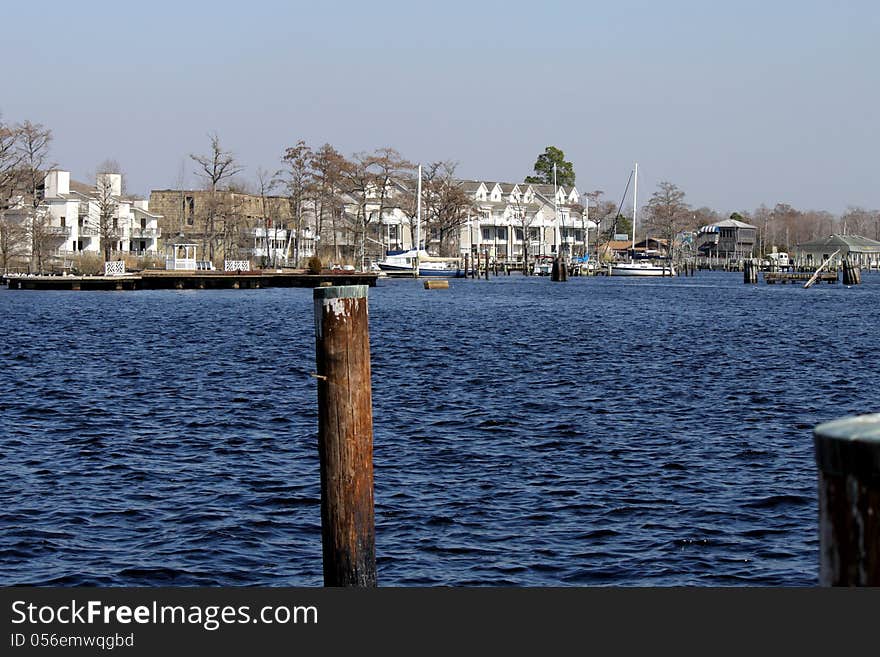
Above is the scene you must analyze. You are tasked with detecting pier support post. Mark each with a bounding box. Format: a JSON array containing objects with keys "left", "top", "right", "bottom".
[
  {"left": 814, "top": 414, "right": 880, "bottom": 586},
  {"left": 484, "top": 250, "right": 489, "bottom": 280},
  {"left": 550, "top": 255, "right": 568, "bottom": 282},
  {"left": 313, "top": 285, "right": 376, "bottom": 587}
]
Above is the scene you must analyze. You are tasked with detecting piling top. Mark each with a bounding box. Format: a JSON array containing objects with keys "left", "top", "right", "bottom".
[
  {"left": 814, "top": 413, "right": 880, "bottom": 478},
  {"left": 313, "top": 285, "right": 368, "bottom": 300}
]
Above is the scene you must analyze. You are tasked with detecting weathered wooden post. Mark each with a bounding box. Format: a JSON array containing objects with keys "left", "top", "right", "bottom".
[
  {"left": 313, "top": 285, "right": 376, "bottom": 587},
  {"left": 464, "top": 253, "right": 470, "bottom": 279},
  {"left": 551, "top": 254, "right": 568, "bottom": 282},
  {"left": 484, "top": 250, "right": 490, "bottom": 280},
  {"left": 814, "top": 414, "right": 880, "bottom": 586}
]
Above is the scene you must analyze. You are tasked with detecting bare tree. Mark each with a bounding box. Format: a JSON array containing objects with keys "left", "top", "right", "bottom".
[
  {"left": 0, "top": 114, "right": 20, "bottom": 200},
  {"left": 422, "top": 162, "right": 473, "bottom": 257},
  {"left": 254, "top": 167, "right": 278, "bottom": 267},
  {"left": 16, "top": 121, "right": 53, "bottom": 272},
  {"left": 644, "top": 181, "right": 690, "bottom": 263},
  {"left": 840, "top": 206, "right": 875, "bottom": 237},
  {"left": 0, "top": 115, "right": 25, "bottom": 272},
  {"left": 278, "top": 141, "right": 313, "bottom": 267},
  {"left": 93, "top": 162, "right": 124, "bottom": 262},
  {"left": 190, "top": 132, "right": 245, "bottom": 261},
  {"left": 340, "top": 148, "right": 413, "bottom": 269},
  {"left": 308, "top": 144, "right": 347, "bottom": 262}
]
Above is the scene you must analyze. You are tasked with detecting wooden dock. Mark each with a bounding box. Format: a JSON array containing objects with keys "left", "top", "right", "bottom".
[
  {"left": 764, "top": 271, "right": 838, "bottom": 285},
  {"left": 2, "top": 270, "right": 379, "bottom": 291}
]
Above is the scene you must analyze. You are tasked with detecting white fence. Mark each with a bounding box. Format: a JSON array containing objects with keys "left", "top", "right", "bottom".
[
  {"left": 104, "top": 261, "right": 125, "bottom": 276},
  {"left": 224, "top": 260, "right": 251, "bottom": 272}
]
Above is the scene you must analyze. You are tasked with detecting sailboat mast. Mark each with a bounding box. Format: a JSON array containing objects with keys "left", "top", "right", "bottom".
[
  {"left": 414, "top": 163, "right": 422, "bottom": 276},
  {"left": 416, "top": 164, "right": 422, "bottom": 250},
  {"left": 632, "top": 162, "right": 638, "bottom": 252}
]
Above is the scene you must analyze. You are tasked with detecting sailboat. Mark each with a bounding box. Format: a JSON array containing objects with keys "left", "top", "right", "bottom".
[
  {"left": 609, "top": 163, "right": 676, "bottom": 277},
  {"left": 376, "top": 164, "right": 464, "bottom": 277}
]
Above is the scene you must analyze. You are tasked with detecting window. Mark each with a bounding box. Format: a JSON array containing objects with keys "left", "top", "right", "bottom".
[
  {"left": 496, "top": 227, "right": 507, "bottom": 241},
  {"left": 140, "top": 218, "right": 146, "bottom": 229},
  {"left": 515, "top": 228, "right": 524, "bottom": 241},
  {"left": 60, "top": 216, "right": 66, "bottom": 227},
  {"left": 482, "top": 227, "right": 492, "bottom": 241}
]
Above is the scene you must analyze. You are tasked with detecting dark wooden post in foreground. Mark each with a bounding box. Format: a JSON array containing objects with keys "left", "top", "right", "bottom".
[
  {"left": 814, "top": 414, "right": 880, "bottom": 586},
  {"left": 313, "top": 285, "right": 376, "bottom": 587}
]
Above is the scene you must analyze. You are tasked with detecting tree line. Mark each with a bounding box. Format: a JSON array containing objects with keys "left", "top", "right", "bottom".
[{"left": 3, "top": 119, "right": 878, "bottom": 272}]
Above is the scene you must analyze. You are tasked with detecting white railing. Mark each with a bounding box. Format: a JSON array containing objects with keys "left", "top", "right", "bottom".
[
  {"left": 166, "top": 258, "right": 197, "bottom": 270},
  {"left": 224, "top": 260, "right": 250, "bottom": 272},
  {"left": 104, "top": 261, "right": 125, "bottom": 276}
]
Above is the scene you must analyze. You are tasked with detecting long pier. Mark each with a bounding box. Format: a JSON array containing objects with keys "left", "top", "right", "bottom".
[
  {"left": 2, "top": 270, "right": 379, "bottom": 291},
  {"left": 764, "top": 271, "right": 838, "bottom": 285}
]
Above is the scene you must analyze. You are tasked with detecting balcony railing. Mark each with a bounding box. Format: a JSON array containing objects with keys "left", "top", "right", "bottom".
[
  {"left": 45, "top": 226, "right": 71, "bottom": 236},
  {"left": 130, "top": 227, "right": 161, "bottom": 238}
]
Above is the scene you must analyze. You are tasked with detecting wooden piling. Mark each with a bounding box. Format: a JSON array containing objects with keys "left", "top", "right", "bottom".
[
  {"left": 550, "top": 255, "right": 568, "bottom": 282},
  {"left": 464, "top": 253, "right": 470, "bottom": 279},
  {"left": 842, "top": 259, "right": 861, "bottom": 286},
  {"left": 814, "top": 414, "right": 880, "bottom": 586},
  {"left": 424, "top": 279, "right": 449, "bottom": 289},
  {"left": 484, "top": 250, "right": 489, "bottom": 280},
  {"left": 313, "top": 285, "right": 376, "bottom": 587}
]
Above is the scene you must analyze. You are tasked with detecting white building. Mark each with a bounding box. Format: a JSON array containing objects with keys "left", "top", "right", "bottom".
[
  {"left": 328, "top": 177, "right": 595, "bottom": 264},
  {"left": 457, "top": 181, "right": 595, "bottom": 262},
  {"left": 6, "top": 170, "right": 162, "bottom": 262},
  {"left": 250, "top": 224, "right": 316, "bottom": 266}
]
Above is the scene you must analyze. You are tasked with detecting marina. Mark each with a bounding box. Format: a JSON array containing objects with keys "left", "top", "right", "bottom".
[{"left": 1, "top": 271, "right": 877, "bottom": 586}]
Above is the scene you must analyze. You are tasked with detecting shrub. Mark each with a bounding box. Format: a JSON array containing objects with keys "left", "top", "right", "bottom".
[{"left": 307, "top": 256, "right": 322, "bottom": 274}]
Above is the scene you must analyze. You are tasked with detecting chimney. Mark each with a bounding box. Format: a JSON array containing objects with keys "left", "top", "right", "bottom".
[
  {"left": 97, "top": 172, "right": 122, "bottom": 197},
  {"left": 44, "top": 170, "right": 70, "bottom": 198}
]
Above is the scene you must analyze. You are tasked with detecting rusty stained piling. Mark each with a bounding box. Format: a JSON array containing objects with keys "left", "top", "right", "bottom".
[
  {"left": 814, "top": 414, "right": 880, "bottom": 586},
  {"left": 550, "top": 255, "right": 568, "bottom": 282},
  {"left": 313, "top": 285, "right": 376, "bottom": 587}
]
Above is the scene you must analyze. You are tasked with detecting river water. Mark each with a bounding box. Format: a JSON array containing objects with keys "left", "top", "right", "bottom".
[{"left": 1, "top": 272, "right": 877, "bottom": 586}]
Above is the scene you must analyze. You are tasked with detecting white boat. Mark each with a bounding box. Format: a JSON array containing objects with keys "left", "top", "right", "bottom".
[
  {"left": 375, "top": 164, "right": 462, "bottom": 278},
  {"left": 532, "top": 256, "right": 554, "bottom": 276},
  {"left": 377, "top": 249, "right": 463, "bottom": 277},
  {"left": 609, "top": 162, "right": 675, "bottom": 277},
  {"left": 610, "top": 261, "right": 675, "bottom": 276}
]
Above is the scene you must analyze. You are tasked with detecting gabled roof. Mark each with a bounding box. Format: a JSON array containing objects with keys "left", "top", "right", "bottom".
[
  {"left": 796, "top": 234, "right": 880, "bottom": 252},
  {"left": 702, "top": 218, "right": 756, "bottom": 231}
]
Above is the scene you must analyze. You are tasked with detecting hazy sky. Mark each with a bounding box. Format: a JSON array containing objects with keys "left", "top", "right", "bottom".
[{"left": 2, "top": 0, "right": 877, "bottom": 213}]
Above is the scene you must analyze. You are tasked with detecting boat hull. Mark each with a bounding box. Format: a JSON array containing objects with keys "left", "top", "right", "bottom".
[
  {"left": 378, "top": 263, "right": 464, "bottom": 277},
  {"left": 610, "top": 263, "right": 676, "bottom": 277}
]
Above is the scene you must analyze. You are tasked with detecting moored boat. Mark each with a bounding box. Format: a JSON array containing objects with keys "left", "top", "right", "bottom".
[{"left": 377, "top": 249, "right": 464, "bottom": 277}]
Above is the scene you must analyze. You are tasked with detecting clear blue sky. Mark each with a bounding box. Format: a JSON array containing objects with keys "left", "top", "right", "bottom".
[{"left": 2, "top": 0, "right": 877, "bottom": 213}]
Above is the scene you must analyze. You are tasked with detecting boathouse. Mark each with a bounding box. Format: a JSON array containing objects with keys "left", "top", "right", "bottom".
[
  {"left": 793, "top": 234, "right": 880, "bottom": 268},
  {"left": 695, "top": 218, "right": 756, "bottom": 260}
]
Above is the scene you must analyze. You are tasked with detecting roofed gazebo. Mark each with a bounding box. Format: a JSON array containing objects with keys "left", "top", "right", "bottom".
[{"left": 165, "top": 243, "right": 198, "bottom": 270}]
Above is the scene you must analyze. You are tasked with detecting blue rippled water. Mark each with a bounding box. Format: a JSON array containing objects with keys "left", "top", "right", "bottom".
[{"left": 1, "top": 272, "right": 878, "bottom": 586}]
